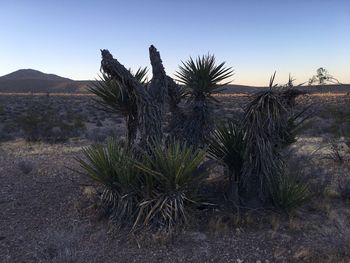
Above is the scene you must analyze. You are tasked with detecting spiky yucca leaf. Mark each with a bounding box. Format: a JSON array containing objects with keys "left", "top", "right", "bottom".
[
  {"left": 134, "top": 142, "right": 207, "bottom": 230},
  {"left": 77, "top": 138, "right": 139, "bottom": 190},
  {"left": 76, "top": 138, "right": 141, "bottom": 226},
  {"left": 89, "top": 66, "right": 148, "bottom": 115},
  {"left": 242, "top": 88, "right": 288, "bottom": 201},
  {"left": 208, "top": 121, "right": 245, "bottom": 181},
  {"left": 282, "top": 105, "right": 313, "bottom": 146},
  {"left": 270, "top": 172, "right": 310, "bottom": 211},
  {"left": 175, "top": 54, "right": 234, "bottom": 99},
  {"left": 133, "top": 66, "right": 149, "bottom": 86},
  {"left": 88, "top": 73, "right": 133, "bottom": 115}
]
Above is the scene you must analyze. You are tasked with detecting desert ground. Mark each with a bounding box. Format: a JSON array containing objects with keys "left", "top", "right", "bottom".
[{"left": 0, "top": 92, "right": 350, "bottom": 262}]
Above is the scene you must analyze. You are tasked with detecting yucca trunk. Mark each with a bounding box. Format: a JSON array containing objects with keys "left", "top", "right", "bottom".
[
  {"left": 100, "top": 46, "right": 168, "bottom": 144},
  {"left": 126, "top": 114, "right": 138, "bottom": 146},
  {"left": 182, "top": 98, "right": 214, "bottom": 147},
  {"left": 227, "top": 168, "right": 239, "bottom": 211}
]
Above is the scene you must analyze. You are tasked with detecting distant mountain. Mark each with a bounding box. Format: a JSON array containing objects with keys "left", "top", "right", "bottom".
[
  {"left": 0, "top": 69, "right": 349, "bottom": 94},
  {"left": 0, "top": 69, "right": 72, "bottom": 81},
  {"left": 0, "top": 69, "right": 90, "bottom": 93}
]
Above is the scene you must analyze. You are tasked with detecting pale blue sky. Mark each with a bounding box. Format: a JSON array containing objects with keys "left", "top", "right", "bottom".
[{"left": 1, "top": 0, "right": 349, "bottom": 85}]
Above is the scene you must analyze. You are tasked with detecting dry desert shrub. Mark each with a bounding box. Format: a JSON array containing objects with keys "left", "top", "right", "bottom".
[{"left": 17, "top": 98, "right": 85, "bottom": 143}]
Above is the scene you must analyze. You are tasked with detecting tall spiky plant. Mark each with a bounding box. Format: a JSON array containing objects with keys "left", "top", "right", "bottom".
[
  {"left": 242, "top": 73, "right": 288, "bottom": 202},
  {"left": 242, "top": 72, "right": 309, "bottom": 202},
  {"left": 208, "top": 121, "right": 245, "bottom": 207},
  {"left": 175, "top": 54, "right": 234, "bottom": 146},
  {"left": 89, "top": 67, "right": 148, "bottom": 145}
]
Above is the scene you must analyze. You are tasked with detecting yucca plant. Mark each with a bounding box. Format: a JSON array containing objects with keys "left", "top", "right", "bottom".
[
  {"left": 208, "top": 121, "right": 245, "bottom": 206},
  {"left": 242, "top": 72, "right": 308, "bottom": 203},
  {"left": 282, "top": 105, "right": 313, "bottom": 147},
  {"left": 134, "top": 141, "right": 207, "bottom": 231},
  {"left": 176, "top": 54, "right": 233, "bottom": 100},
  {"left": 242, "top": 73, "right": 288, "bottom": 202},
  {"left": 175, "top": 54, "right": 234, "bottom": 146},
  {"left": 76, "top": 138, "right": 141, "bottom": 226},
  {"left": 270, "top": 171, "right": 310, "bottom": 211},
  {"left": 88, "top": 67, "right": 148, "bottom": 145}
]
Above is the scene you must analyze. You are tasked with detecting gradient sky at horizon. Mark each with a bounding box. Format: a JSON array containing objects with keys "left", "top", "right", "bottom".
[{"left": 1, "top": 0, "right": 349, "bottom": 86}]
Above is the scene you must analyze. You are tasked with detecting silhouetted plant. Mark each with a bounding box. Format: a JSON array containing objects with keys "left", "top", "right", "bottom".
[
  {"left": 175, "top": 54, "right": 234, "bottom": 146},
  {"left": 208, "top": 121, "right": 245, "bottom": 206},
  {"left": 77, "top": 139, "right": 208, "bottom": 231},
  {"left": 134, "top": 141, "right": 207, "bottom": 231},
  {"left": 76, "top": 138, "right": 141, "bottom": 227},
  {"left": 89, "top": 67, "right": 148, "bottom": 145},
  {"left": 242, "top": 73, "right": 287, "bottom": 202},
  {"left": 270, "top": 170, "right": 310, "bottom": 211},
  {"left": 308, "top": 67, "right": 340, "bottom": 85},
  {"left": 281, "top": 105, "right": 313, "bottom": 147},
  {"left": 242, "top": 72, "right": 307, "bottom": 202}
]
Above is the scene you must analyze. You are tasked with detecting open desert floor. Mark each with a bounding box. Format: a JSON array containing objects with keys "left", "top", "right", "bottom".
[{"left": 0, "top": 93, "right": 350, "bottom": 262}]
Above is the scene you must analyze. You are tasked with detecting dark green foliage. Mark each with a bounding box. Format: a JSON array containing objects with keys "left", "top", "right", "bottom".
[
  {"left": 208, "top": 121, "right": 245, "bottom": 177},
  {"left": 282, "top": 105, "right": 313, "bottom": 147},
  {"left": 176, "top": 54, "right": 234, "bottom": 100},
  {"left": 88, "top": 67, "right": 148, "bottom": 145},
  {"left": 134, "top": 142, "right": 207, "bottom": 230},
  {"left": 77, "top": 139, "right": 207, "bottom": 231},
  {"left": 133, "top": 67, "right": 149, "bottom": 87},
  {"left": 208, "top": 121, "right": 245, "bottom": 204},
  {"left": 241, "top": 72, "right": 311, "bottom": 202},
  {"left": 89, "top": 74, "right": 134, "bottom": 115},
  {"left": 175, "top": 54, "right": 234, "bottom": 147},
  {"left": 84, "top": 47, "right": 313, "bottom": 232},
  {"left": 77, "top": 138, "right": 141, "bottom": 226},
  {"left": 242, "top": 89, "right": 287, "bottom": 201},
  {"left": 270, "top": 171, "right": 310, "bottom": 211},
  {"left": 89, "top": 67, "right": 148, "bottom": 114}
]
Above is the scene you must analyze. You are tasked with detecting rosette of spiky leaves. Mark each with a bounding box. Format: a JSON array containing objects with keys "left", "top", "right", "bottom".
[
  {"left": 76, "top": 138, "right": 141, "bottom": 227},
  {"left": 89, "top": 67, "right": 148, "bottom": 145},
  {"left": 134, "top": 141, "right": 207, "bottom": 231},
  {"left": 89, "top": 67, "right": 148, "bottom": 114},
  {"left": 208, "top": 121, "right": 245, "bottom": 205},
  {"left": 270, "top": 171, "right": 310, "bottom": 211},
  {"left": 89, "top": 73, "right": 134, "bottom": 115},
  {"left": 175, "top": 54, "right": 234, "bottom": 101},
  {"left": 174, "top": 55, "right": 233, "bottom": 147},
  {"left": 208, "top": 121, "right": 245, "bottom": 182}
]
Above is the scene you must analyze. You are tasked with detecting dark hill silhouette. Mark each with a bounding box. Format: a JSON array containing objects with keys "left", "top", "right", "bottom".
[
  {"left": 0, "top": 69, "right": 349, "bottom": 94},
  {"left": 0, "top": 69, "right": 90, "bottom": 93},
  {"left": 0, "top": 69, "right": 72, "bottom": 81}
]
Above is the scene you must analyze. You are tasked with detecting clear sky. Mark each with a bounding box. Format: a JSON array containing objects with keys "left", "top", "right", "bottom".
[{"left": 1, "top": 0, "right": 349, "bottom": 86}]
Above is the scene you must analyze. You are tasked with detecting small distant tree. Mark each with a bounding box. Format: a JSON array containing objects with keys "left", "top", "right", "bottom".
[{"left": 308, "top": 67, "right": 340, "bottom": 85}]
